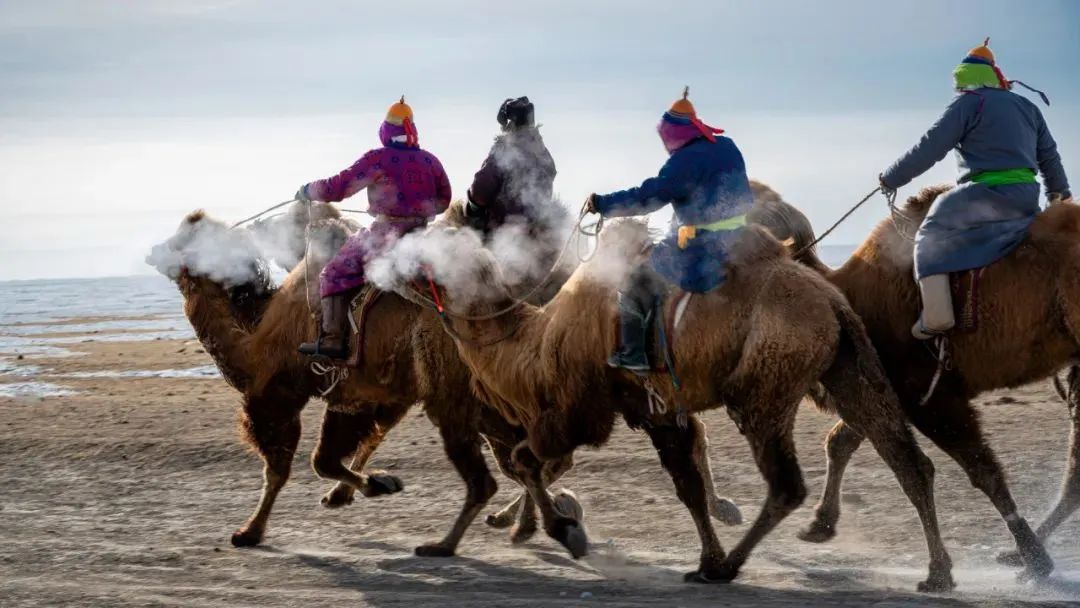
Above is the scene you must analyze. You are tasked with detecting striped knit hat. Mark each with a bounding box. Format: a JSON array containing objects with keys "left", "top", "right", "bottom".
[
  {"left": 662, "top": 87, "right": 724, "bottom": 143},
  {"left": 383, "top": 96, "right": 419, "bottom": 147},
  {"left": 954, "top": 38, "right": 1009, "bottom": 91}
]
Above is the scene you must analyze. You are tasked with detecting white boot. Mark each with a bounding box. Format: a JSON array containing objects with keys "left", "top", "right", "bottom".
[{"left": 912, "top": 274, "right": 955, "bottom": 340}]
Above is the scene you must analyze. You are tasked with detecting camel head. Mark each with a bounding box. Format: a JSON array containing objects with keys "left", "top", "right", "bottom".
[{"left": 147, "top": 209, "right": 271, "bottom": 292}]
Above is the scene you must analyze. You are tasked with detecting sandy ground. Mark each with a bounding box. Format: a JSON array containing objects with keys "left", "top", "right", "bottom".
[{"left": 2, "top": 319, "right": 1079, "bottom": 607}]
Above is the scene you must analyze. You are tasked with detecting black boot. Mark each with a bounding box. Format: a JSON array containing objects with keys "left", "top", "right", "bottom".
[
  {"left": 608, "top": 291, "right": 652, "bottom": 374},
  {"left": 298, "top": 294, "right": 350, "bottom": 359}
]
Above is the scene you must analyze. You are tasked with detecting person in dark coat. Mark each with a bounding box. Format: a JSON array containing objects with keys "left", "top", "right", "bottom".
[
  {"left": 880, "top": 39, "right": 1070, "bottom": 340},
  {"left": 465, "top": 97, "right": 561, "bottom": 237}
]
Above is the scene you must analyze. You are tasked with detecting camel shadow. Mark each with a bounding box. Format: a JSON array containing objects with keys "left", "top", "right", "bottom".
[{"left": 280, "top": 542, "right": 999, "bottom": 608}]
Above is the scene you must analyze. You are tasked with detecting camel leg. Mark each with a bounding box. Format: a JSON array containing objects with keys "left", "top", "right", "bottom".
[
  {"left": 908, "top": 395, "right": 1053, "bottom": 581},
  {"left": 231, "top": 393, "right": 305, "bottom": 547},
  {"left": 820, "top": 352, "right": 953, "bottom": 592},
  {"left": 644, "top": 417, "right": 728, "bottom": 583},
  {"left": 712, "top": 403, "right": 807, "bottom": 583},
  {"left": 998, "top": 367, "right": 1080, "bottom": 566},
  {"left": 415, "top": 421, "right": 498, "bottom": 557},
  {"left": 311, "top": 407, "right": 406, "bottom": 502},
  {"left": 508, "top": 454, "right": 579, "bottom": 544},
  {"left": 511, "top": 441, "right": 588, "bottom": 558},
  {"left": 486, "top": 438, "right": 536, "bottom": 541},
  {"left": 691, "top": 416, "right": 743, "bottom": 526},
  {"left": 798, "top": 420, "right": 865, "bottom": 543},
  {"left": 320, "top": 404, "right": 410, "bottom": 507}
]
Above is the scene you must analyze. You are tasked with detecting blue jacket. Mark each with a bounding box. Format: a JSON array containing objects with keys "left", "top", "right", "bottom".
[
  {"left": 593, "top": 136, "right": 753, "bottom": 226},
  {"left": 594, "top": 136, "right": 753, "bottom": 293},
  {"left": 882, "top": 88, "right": 1070, "bottom": 200}
]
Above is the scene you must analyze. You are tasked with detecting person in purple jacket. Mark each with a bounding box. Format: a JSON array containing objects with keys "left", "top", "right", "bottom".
[
  {"left": 296, "top": 97, "right": 452, "bottom": 358},
  {"left": 880, "top": 39, "right": 1070, "bottom": 340}
]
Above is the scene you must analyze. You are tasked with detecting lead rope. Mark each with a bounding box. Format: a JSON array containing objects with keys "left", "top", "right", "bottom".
[
  {"left": 793, "top": 187, "right": 883, "bottom": 258},
  {"left": 310, "top": 360, "right": 349, "bottom": 397},
  {"left": 920, "top": 336, "right": 950, "bottom": 406}
]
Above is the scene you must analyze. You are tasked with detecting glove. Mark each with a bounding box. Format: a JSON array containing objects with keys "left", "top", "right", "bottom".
[
  {"left": 878, "top": 174, "right": 896, "bottom": 199},
  {"left": 295, "top": 184, "right": 311, "bottom": 203},
  {"left": 463, "top": 199, "right": 488, "bottom": 231},
  {"left": 1049, "top": 191, "right": 1073, "bottom": 206},
  {"left": 585, "top": 193, "right": 599, "bottom": 214}
]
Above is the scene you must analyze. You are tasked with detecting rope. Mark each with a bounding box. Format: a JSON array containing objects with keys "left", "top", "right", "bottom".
[
  {"left": 310, "top": 360, "right": 348, "bottom": 397},
  {"left": 231, "top": 198, "right": 298, "bottom": 229},
  {"left": 643, "top": 378, "right": 668, "bottom": 416},
  {"left": 793, "top": 187, "right": 881, "bottom": 258},
  {"left": 920, "top": 337, "right": 949, "bottom": 406}
]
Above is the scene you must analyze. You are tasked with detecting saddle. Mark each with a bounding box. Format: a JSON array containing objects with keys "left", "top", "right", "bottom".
[
  {"left": 344, "top": 285, "right": 384, "bottom": 368},
  {"left": 950, "top": 268, "right": 984, "bottom": 333},
  {"left": 613, "top": 289, "right": 694, "bottom": 375}
]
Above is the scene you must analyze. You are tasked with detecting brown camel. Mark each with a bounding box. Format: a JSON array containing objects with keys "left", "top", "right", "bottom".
[
  {"left": 149, "top": 203, "right": 581, "bottom": 556},
  {"left": 752, "top": 181, "right": 1073, "bottom": 578},
  {"left": 403, "top": 217, "right": 954, "bottom": 590}
]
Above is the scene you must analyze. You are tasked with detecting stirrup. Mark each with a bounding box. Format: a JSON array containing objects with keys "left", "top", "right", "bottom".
[
  {"left": 298, "top": 334, "right": 348, "bottom": 359},
  {"left": 911, "top": 318, "right": 946, "bottom": 341},
  {"left": 607, "top": 352, "right": 652, "bottom": 375}
]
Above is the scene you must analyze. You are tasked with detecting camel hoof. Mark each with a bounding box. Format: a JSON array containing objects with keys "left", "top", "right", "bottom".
[
  {"left": 1017, "top": 559, "right": 1055, "bottom": 583},
  {"left": 320, "top": 486, "right": 355, "bottom": 509},
  {"left": 361, "top": 472, "right": 404, "bottom": 497},
  {"left": 917, "top": 573, "right": 956, "bottom": 593},
  {"left": 230, "top": 528, "right": 262, "bottom": 548},
  {"left": 510, "top": 520, "right": 538, "bottom": 545},
  {"left": 996, "top": 549, "right": 1025, "bottom": 568},
  {"left": 796, "top": 519, "right": 836, "bottom": 543},
  {"left": 552, "top": 518, "right": 588, "bottom": 559},
  {"left": 486, "top": 510, "right": 517, "bottom": 529},
  {"left": 710, "top": 497, "right": 742, "bottom": 526},
  {"left": 683, "top": 568, "right": 735, "bottom": 584},
  {"left": 553, "top": 489, "right": 584, "bottom": 521},
  {"left": 414, "top": 543, "right": 456, "bottom": 558}
]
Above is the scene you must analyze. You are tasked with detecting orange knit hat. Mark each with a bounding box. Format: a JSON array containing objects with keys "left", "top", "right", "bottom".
[{"left": 384, "top": 96, "right": 418, "bottom": 147}]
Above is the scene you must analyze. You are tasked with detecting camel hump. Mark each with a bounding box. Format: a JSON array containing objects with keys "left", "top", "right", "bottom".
[
  {"left": 1031, "top": 200, "right": 1080, "bottom": 240},
  {"left": 728, "top": 224, "right": 789, "bottom": 268}
]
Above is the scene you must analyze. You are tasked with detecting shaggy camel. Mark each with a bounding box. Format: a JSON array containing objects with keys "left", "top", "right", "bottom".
[
  {"left": 149, "top": 203, "right": 582, "bottom": 556},
  {"left": 753, "top": 182, "right": 1074, "bottom": 578},
  {"left": 404, "top": 217, "right": 954, "bottom": 590}
]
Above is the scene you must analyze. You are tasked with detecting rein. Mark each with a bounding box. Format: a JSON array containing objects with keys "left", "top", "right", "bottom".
[
  {"left": 793, "top": 187, "right": 884, "bottom": 258},
  {"left": 404, "top": 201, "right": 596, "bottom": 323}
]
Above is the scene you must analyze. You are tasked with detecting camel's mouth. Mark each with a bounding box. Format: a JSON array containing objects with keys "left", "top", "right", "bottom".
[{"left": 146, "top": 211, "right": 268, "bottom": 288}]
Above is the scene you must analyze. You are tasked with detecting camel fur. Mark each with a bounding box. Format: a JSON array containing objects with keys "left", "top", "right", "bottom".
[
  {"left": 754, "top": 181, "right": 1079, "bottom": 579},
  {"left": 150, "top": 201, "right": 580, "bottom": 556},
  {"left": 411, "top": 212, "right": 955, "bottom": 590}
]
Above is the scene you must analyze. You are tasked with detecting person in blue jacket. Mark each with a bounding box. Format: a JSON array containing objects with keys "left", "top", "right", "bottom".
[
  {"left": 880, "top": 39, "right": 1071, "bottom": 340},
  {"left": 586, "top": 88, "right": 753, "bottom": 372}
]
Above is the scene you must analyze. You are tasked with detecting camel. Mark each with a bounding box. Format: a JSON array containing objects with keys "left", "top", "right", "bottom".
[
  {"left": 148, "top": 201, "right": 741, "bottom": 556},
  {"left": 399, "top": 216, "right": 955, "bottom": 591},
  {"left": 148, "top": 203, "right": 579, "bottom": 556},
  {"left": 751, "top": 182, "right": 1075, "bottom": 578}
]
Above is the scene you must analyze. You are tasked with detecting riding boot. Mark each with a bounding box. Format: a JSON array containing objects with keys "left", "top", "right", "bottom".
[
  {"left": 608, "top": 291, "right": 653, "bottom": 374},
  {"left": 298, "top": 294, "right": 350, "bottom": 358},
  {"left": 912, "top": 273, "right": 955, "bottom": 340}
]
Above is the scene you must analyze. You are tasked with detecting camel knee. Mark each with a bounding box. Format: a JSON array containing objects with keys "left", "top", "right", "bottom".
[
  {"left": 768, "top": 468, "right": 808, "bottom": 512},
  {"left": 311, "top": 448, "right": 347, "bottom": 480}
]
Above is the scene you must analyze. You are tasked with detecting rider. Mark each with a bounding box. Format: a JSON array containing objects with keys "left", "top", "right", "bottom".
[
  {"left": 586, "top": 88, "right": 753, "bottom": 372},
  {"left": 297, "top": 97, "right": 452, "bottom": 358},
  {"left": 879, "top": 39, "right": 1071, "bottom": 340},
  {"left": 465, "top": 96, "right": 559, "bottom": 237}
]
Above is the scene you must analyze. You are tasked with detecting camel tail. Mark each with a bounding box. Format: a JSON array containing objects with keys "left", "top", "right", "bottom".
[
  {"left": 747, "top": 181, "right": 830, "bottom": 273},
  {"left": 815, "top": 297, "right": 897, "bottom": 414}
]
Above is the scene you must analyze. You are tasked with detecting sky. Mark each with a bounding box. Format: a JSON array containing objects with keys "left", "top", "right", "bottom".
[{"left": 1, "top": 0, "right": 1078, "bottom": 281}]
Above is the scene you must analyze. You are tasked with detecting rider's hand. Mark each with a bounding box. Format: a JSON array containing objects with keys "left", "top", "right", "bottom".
[
  {"left": 585, "top": 193, "right": 599, "bottom": 214},
  {"left": 1049, "top": 192, "right": 1073, "bottom": 206},
  {"left": 295, "top": 185, "right": 311, "bottom": 203},
  {"left": 878, "top": 174, "right": 896, "bottom": 199}
]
